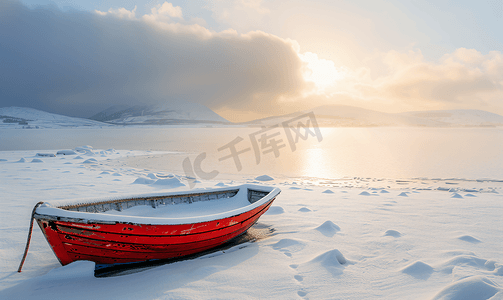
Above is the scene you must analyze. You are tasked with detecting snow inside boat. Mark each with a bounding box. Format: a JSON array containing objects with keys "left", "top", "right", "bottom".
[{"left": 33, "top": 184, "right": 280, "bottom": 266}]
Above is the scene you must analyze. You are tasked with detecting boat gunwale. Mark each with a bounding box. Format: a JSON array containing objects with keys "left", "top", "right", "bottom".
[{"left": 34, "top": 184, "right": 280, "bottom": 226}]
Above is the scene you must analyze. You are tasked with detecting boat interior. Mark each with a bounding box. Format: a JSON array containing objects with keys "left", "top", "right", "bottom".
[{"left": 59, "top": 188, "right": 270, "bottom": 214}]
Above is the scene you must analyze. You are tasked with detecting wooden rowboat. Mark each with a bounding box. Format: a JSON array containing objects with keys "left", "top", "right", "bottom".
[{"left": 32, "top": 184, "right": 280, "bottom": 266}]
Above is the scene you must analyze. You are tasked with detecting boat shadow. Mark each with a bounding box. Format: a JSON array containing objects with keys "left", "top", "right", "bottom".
[{"left": 94, "top": 222, "right": 276, "bottom": 278}]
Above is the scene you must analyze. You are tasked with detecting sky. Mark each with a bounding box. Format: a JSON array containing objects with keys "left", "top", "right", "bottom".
[{"left": 1, "top": 0, "right": 503, "bottom": 121}]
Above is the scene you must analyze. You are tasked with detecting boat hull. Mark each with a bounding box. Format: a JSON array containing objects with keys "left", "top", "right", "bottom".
[{"left": 35, "top": 197, "right": 275, "bottom": 265}]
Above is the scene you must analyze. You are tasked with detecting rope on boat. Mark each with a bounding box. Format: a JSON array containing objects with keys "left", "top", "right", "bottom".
[{"left": 17, "top": 201, "right": 45, "bottom": 273}]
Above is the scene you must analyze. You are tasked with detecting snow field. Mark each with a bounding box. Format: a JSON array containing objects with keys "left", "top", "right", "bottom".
[{"left": 0, "top": 147, "right": 502, "bottom": 299}]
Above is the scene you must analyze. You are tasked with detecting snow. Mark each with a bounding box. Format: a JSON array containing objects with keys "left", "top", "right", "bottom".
[
  {"left": 315, "top": 221, "right": 341, "bottom": 237},
  {"left": 132, "top": 177, "right": 156, "bottom": 184},
  {"left": 384, "top": 229, "right": 402, "bottom": 238},
  {"left": 0, "top": 107, "right": 111, "bottom": 129},
  {"left": 151, "top": 177, "right": 186, "bottom": 188},
  {"left": 0, "top": 106, "right": 230, "bottom": 130},
  {"left": 400, "top": 261, "right": 434, "bottom": 280},
  {"left": 431, "top": 276, "right": 500, "bottom": 300},
  {"left": 56, "top": 150, "right": 77, "bottom": 155},
  {"left": 82, "top": 158, "right": 98, "bottom": 164},
  {"left": 255, "top": 175, "right": 275, "bottom": 181},
  {"left": 1, "top": 146, "right": 503, "bottom": 300},
  {"left": 3, "top": 106, "right": 503, "bottom": 132},
  {"left": 36, "top": 153, "right": 55, "bottom": 157},
  {"left": 89, "top": 102, "right": 230, "bottom": 125}
]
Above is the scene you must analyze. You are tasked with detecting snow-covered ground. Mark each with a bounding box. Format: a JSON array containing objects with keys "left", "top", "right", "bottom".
[{"left": 0, "top": 146, "right": 502, "bottom": 299}]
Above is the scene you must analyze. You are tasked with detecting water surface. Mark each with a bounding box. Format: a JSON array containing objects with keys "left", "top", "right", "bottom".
[{"left": 1, "top": 127, "right": 503, "bottom": 181}]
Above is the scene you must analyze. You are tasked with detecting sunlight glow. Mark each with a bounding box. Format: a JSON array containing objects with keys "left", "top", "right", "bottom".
[{"left": 299, "top": 52, "right": 345, "bottom": 93}]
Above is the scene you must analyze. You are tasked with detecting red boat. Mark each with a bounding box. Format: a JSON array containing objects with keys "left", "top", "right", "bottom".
[{"left": 32, "top": 184, "right": 280, "bottom": 266}]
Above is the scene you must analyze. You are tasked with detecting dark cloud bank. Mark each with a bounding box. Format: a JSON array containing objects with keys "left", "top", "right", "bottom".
[{"left": 0, "top": 1, "right": 305, "bottom": 118}]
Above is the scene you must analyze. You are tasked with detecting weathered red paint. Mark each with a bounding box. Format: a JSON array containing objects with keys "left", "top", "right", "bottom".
[{"left": 35, "top": 198, "right": 275, "bottom": 265}]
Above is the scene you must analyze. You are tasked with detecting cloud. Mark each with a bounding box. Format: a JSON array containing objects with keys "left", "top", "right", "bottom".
[
  {"left": 374, "top": 49, "right": 503, "bottom": 110},
  {"left": 1, "top": 1, "right": 503, "bottom": 121},
  {"left": 142, "top": 2, "right": 184, "bottom": 24},
  {"left": 95, "top": 6, "right": 137, "bottom": 19},
  {"left": 0, "top": 1, "right": 305, "bottom": 118},
  {"left": 298, "top": 52, "right": 346, "bottom": 94},
  {"left": 204, "top": 0, "right": 271, "bottom": 33},
  {"left": 152, "top": 2, "right": 183, "bottom": 19},
  {"left": 315, "top": 48, "right": 503, "bottom": 114}
]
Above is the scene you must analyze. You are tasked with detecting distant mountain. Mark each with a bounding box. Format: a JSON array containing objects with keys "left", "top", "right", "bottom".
[
  {"left": 2, "top": 105, "right": 502, "bottom": 129},
  {"left": 0, "top": 107, "right": 111, "bottom": 128},
  {"left": 242, "top": 105, "right": 503, "bottom": 127},
  {"left": 400, "top": 110, "right": 503, "bottom": 127},
  {"left": 89, "top": 102, "right": 230, "bottom": 125}
]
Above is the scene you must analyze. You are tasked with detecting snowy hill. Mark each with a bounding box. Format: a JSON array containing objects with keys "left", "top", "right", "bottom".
[
  {"left": 90, "top": 102, "right": 230, "bottom": 125},
  {"left": 400, "top": 109, "right": 503, "bottom": 127},
  {"left": 243, "top": 105, "right": 440, "bottom": 127},
  {"left": 243, "top": 105, "right": 503, "bottom": 127},
  {"left": 0, "top": 107, "right": 111, "bottom": 128},
  {"left": 2, "top": 105, "right": 502, "bottom": 128}
]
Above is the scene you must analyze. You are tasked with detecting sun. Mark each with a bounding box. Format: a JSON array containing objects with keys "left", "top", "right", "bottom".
[{"left": 299, "top": 52, "right": 345, "bottom": 93}]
